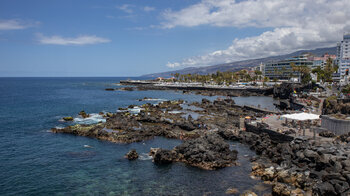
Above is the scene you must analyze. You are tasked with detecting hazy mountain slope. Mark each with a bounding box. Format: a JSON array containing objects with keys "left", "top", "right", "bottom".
[{"left": 142, "top": 47, "right": 336, "bottom": 78}]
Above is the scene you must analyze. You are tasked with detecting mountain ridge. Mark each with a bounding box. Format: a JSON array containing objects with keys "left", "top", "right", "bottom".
[{"left": 142, "top": 47, "right": 336, "bottom": 78}]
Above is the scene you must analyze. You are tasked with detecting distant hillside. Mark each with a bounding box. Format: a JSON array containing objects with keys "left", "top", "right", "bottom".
[{"left": 142, "top": 47, "right": 336, "bottom": 78}]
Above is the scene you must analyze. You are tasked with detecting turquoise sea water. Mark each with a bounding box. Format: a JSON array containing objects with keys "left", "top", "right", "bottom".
[{"left": 0, "top": 77, "right": 273, "bottom": 195}]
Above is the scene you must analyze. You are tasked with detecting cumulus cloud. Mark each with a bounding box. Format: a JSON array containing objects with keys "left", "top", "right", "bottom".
[
  {"left": 37, "top": 34, "right": 111, "bottom": 45},
  {"left": 0, "top": 19, "right": 39, "bottom": 30},
  {"left": 143, "top": 6, "right": 156, "bottom": 12},
  {"left": 162, "top": 0, "right": 350, "bottom": 68}
]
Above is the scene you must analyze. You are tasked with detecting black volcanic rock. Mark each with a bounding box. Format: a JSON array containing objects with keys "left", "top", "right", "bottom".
[
  {"left": 79, "top": 110, "right": 89, "bottom": 118},
  {"left": 319, "top": 131, "right": 335, "bottom": 138},
  {"left": 63, "top": 116, "right": 74, "bottom": 121},
  {"left": 153, "top": 149, "right": 177, "bottom": 164},
  {"left": 125, "top": 149, "right": 139, "bottom": 160},
  {"left": 152, "top": 133, "right": 238, "bottom": 170},
  {"left": 273, "top": 83, "right": 296, "bottom": 99}
]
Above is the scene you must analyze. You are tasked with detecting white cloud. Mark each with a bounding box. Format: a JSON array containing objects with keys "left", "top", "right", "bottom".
[
  {"left": 0, "top": 19, "right": 39, "bottom": 30},
  {"left": 37, "top": 34, "right": 111, "bottom": 45},
  {"left": 163, "top": 0, "right": 350, "bottom": 68},
  {"left": 143, "top": 6, "right": 155, "bottom": 12},
  {"left": 117, "top": 4, "right": 134, "bottom": 14}
]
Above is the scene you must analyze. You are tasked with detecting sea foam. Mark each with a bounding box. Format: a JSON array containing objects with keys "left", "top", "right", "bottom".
[
  {"left": 139, "top": 153, "right": 153, "bottom": 160},
  {"left": 74, "top": 113, "right": 106, "bottom": 125}
]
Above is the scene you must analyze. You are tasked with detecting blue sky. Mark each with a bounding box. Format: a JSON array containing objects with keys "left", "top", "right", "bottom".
[{"left": 0, "top": 0, "right": 349, "bottom": 77}]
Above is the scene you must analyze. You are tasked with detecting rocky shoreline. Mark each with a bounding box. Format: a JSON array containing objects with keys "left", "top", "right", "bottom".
[
  {"left": 223, "top": 129, "right": 350, "bottom": 195},
  {"left": 53, "top": 93, "right": 350, "bottom": 195},
  {"left": 150, "top": 133, "right": 238, "bottom": 170},
  {"left": 52, "top": 98, "right": 264, "bottom": 144},
  {"left": 52, "top": 98, "right": 263, "bottom": 170}
]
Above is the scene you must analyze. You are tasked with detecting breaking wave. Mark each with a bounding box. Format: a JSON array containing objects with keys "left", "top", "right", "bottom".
[{"left": 74, "top": 113, "right": 106, "bottom": 125}]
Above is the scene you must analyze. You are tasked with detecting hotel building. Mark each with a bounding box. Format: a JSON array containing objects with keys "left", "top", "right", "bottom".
[
  {"left": 337, "top": 33, "right": 350, "bottom": 77},
  {"left": 263, "top": 54, "right": 313, "bottom": 80}
]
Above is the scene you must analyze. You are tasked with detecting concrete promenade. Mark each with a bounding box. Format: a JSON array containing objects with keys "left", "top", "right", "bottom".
[{"left": 120, "top": 80, "right": 273, "bottom": 92}]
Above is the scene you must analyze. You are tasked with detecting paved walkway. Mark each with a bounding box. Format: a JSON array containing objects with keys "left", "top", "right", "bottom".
[{"left": 261, "top": 114, "right": 319, "bottom": 138}]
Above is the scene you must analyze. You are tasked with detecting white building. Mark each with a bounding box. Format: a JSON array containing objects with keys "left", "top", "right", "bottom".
[
  {"left": 259, "top": 63, "right": 265, "bottom": 75},
  {"left": 337, "top": 33, "right": 350, "bottom": 78},
  {"left": 263, "top": 54, "right": 313, "bottom": 80}
]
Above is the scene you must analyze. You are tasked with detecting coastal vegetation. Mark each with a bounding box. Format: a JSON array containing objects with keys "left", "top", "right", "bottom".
[
  {"left": 167, "top": 56, "right": 340, "bottom": 86},
  {"left": 171, "top": 70, "right": 264, "bottom": 85},
  {"left": 311, "top": 57, "right": 338, "bottom": 82},
  {"left": 342, "top": 84, "right": 350, "bottom": 94},
  {"left": 290, "top": 62, "right": 311, "bottom": 84}
]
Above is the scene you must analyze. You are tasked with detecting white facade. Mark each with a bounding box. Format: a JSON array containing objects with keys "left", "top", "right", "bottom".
[
  {"left": 337, "top": 33, "right": 350, "bottom": 78},
  {"left": 259, "top": 63, "right": 265, "bottom": 75},
  {"left": 339, "top": 61, "right": 350, "bottom": 76},
  {"left": 341, "top": 34, "right": 350, "bottom": 60}
]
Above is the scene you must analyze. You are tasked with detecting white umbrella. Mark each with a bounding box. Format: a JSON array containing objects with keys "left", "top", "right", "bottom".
[{"left": 282, "top": 113, "right": 320, "bottom": 121}]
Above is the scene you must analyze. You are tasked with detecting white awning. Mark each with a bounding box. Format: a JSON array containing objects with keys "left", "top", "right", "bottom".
[{"left": 282, "top": 113, "right": 320, "bottom": 121}]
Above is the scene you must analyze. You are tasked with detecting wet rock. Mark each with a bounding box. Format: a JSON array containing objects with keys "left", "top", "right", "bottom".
[
  {"left": 63, "top": 116, "right": 74, "bottom": 121},
  {"left": 149, "top": 148, "right": 159, "bottom": 157},
  {"left": 225, "top": 188, "right": 239, "bottom": 195},
  {"left": 153, "top": 149, "right": 177, "bottom": 164},
  {"left": 106, "top": 112, "right": 113, "bottom": 118},
  {"left": 79, "top": 110, "right": 89, "bottom": 118},
  {"left": 138, "top": 97, "right": 150, "bottom": 101},
  {"left": 128, "top": 105, "right": 136, "bottom": 109},
  {"left": 105, "top": 88, "right": 115, "bottom": 91},
  {"left": 125, "top": 149, "right": 139, "bottom": 160},
  {"left": 120, "top": 87, "right": 134, "bottom": 91}
]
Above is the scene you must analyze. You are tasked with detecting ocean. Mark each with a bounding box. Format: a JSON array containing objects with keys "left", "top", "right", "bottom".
[{"left": 0, "top": 77, "right": 274, "bottom": 195}]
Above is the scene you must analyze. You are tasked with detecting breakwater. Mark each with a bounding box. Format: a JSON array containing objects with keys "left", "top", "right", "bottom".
[{"left": 120, "top": 80, "right": 274, "bottom": 95}]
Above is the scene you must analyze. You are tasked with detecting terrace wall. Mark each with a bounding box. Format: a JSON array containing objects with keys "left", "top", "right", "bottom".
[{"left": 321, "top": 115, "right": 350, "bottom": 135}]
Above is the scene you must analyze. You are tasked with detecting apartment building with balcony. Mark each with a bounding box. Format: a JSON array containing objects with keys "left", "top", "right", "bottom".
[{"left": 263, "top": 54, "right": 313, "bottom": 80}]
